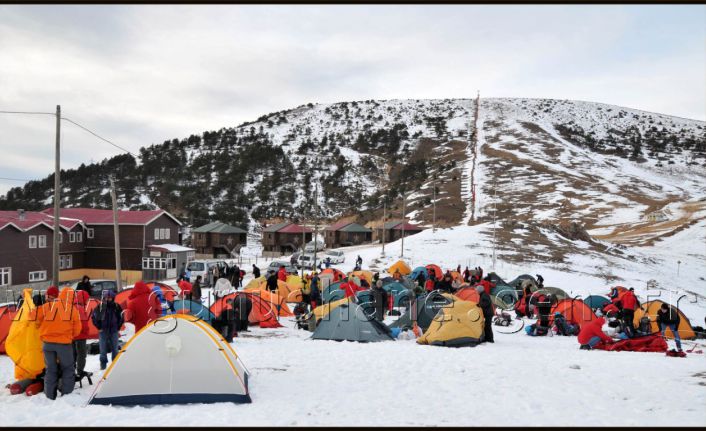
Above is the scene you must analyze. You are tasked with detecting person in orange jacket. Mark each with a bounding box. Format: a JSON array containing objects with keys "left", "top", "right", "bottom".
[
  {"left": 578, "top": 316, "right": 614, "bottom": 350},
  {"left": 73, "top": 289, "right": 91, "bottom": 378},
  {"left": 35, "top": 287, "right": 82, "bottom": 399},
  {"left": 126, "top": 281, "right": 161, "bottom": 332},
  {"left": 620, "top": 288, "right": 639, "bottom": 337}
]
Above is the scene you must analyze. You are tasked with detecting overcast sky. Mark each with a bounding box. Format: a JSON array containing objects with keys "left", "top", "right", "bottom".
[{"left": 0, "top": 5, "right": 704, "bottom": 196}]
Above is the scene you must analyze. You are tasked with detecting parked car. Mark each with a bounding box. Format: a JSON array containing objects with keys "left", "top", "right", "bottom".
[
  {"left": 297, "top": 253, "right": 318, "bottom": 270},
  {"left": 266, "top": 261, "right": 298, "bottom": 276},
  {"left": 69, "top": 279, "right": 118, "bottom": 299},
  {"left": 324, "top": 249, "right": 345, "bottom": 264},
  {"left": 304, "top": 240, "right": 326, "bottom": 253},
  {"left": 290, "top": 251, "right": 302, "bottom": 267},
  {"left": 187, "top": 259, "right": 228, "bottom": 287}
]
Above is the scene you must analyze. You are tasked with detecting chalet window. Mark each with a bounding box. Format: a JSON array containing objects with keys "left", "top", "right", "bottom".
[
  {"left": 69, "top": 232, "right": 76, "bottom": 243},
  {"left": 76, "top": 232, "right": 83, "bottom": 242},
  {"left": 86, "top": 228, "right": 94, "bottom": 239},
  {"left": 59, "top": 255, "right": 73, "bottom": 270},
  {"left": 142, "top": 257, "right": 167, "bottom": 270},
  {"left": 0, "top": 268, "right": 10, "bottom": 287},
  {"left": 38, "top": 235, "right": 47, "bottom": 248},
  {"left": 164, "top": 228, "right": 170, "bottom": 240},
  {"left": 154, "top": 228, "right": 160, "bottom": 240},
  {"left": 29, "top": 271, "right": 47, "bottom": 282},
  {"left": 166, "top": 253, "right": 177, "bottom": 269},
  {"left": 28, "top": 235, "right": 37, "bottom": 249}
]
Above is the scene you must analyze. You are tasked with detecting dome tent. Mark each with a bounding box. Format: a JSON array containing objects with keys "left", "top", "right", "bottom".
[
  {"left": 312, "top": 302, "right": 395, "bottom": 343},
  {"left": 88, "top": 314, "right": 251, "bottom": 406},
  {"left": 417, "top": 300, "right": 485, "bottom": 348}
]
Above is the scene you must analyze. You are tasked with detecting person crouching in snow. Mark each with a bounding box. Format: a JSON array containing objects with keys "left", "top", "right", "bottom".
[
  {"left": 35, "top": 287, "right": 82, "bottom": 399},
  {"left": 578, "top": 316, "right": 614, "bottom": 350},
  {"left": 91, "top": 290, "right": 124, "bottom": 370}
]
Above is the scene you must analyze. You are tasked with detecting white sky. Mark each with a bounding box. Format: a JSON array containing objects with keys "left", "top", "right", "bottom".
[{"left": 0, "top": 5, "right": 704, "bottom": 196}]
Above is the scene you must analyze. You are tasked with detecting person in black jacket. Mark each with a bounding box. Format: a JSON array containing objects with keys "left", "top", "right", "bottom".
[
  {"left": 266, "top": 272, "right": 278, "bottom": 291},
  {"left": 415, "top": 270, "right": 426, "bottom": 291},
  {"left": 252, "top": 264, "right": 261, "bottom": 279},
  {"left": 657, "top": 303, "right": 682, "bottom": 351},
  {"left": 91, "top": 290, "right": 123, "bottom": 370},
  {"left": 371, "top": 280, "right": 389, "bottom": 322},
  {"left": 434, "top": 274, "right": 454, "bottom": 293},
  {"left": 76, "top": 276, "right": 92, "bottom": 296},
  {"left": 476, "top": 285, "right": 494, "bottom": 343}
]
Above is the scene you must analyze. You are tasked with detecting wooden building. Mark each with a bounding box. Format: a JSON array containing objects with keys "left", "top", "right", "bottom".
[
  {"left": 373, "top": 220, "right": 425, "bottom": 242},
  {"left": 191, "top": 221, "right": 247, "bottom": 258},
  {"left": 262, "top": 222, "right": 312, "bottom": 254},
  {"left": 324, "top": 220, "right": 372, "bottom": 249}
]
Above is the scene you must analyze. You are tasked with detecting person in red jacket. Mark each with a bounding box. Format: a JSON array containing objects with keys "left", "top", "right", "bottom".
[
  {"left": 620, "top": 288, "right": 639, "bottom": 337},
  {"left": 277, "top": 266, "right": 288, "bottom": 282},
  {"left": 340, "top": 278, "right": 365, "bottom": 298},
  {"left": 126, "top": 281, "right": 161, "bottom": 331},
  {"left": 478, "top": 276, "right": 495, "bottom": 295},
  {"left": 578, "top": 317, "right": 613, "bottom": 350},
  {"left": 73, "top": 289, "right": 91, "bottom": 377}
]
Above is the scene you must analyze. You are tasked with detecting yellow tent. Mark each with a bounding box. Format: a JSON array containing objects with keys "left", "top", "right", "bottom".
[
  {"left": 6, "top": 289, "right": 44, "bottom": 380},
  {"left": 388, "top": 260, "right": 411, "bottom": 276},
  {"left": 417, "top": 300, "right": 485, "bottom": 347},
  {"left": 308, "top": 297, "right": 352, "bottom": 323},
  {"left": 246, "top": 277, "right": 303, "bottom": 303},
  {"left": 350, "top": 270, "right": 373, "bottom": 285},
  {"left": 244, "top": 276, "right": 266, "bottom": 291},
  {"left": 633, "top": 300, "right": 696, "bottom": 340}
]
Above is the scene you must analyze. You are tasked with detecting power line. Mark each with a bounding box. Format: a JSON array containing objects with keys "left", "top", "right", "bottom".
[
  {"left": 0, "top": 110, "right": 55, "bottom": 116},
  {"left": 0, "top": 176, "right": 33, "bottom": 182},
  {"left": 61, "top": 117, "right": 138, "bottom": 158}
]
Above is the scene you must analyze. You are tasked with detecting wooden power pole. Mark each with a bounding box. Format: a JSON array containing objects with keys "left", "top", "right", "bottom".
[
  {"left": 52, "top": 105, "right": 61, "bottom": 286},
  {"left": 109, "top": 176, "right": 123, "bottom": 291},
  {"left": 400, "top": 194, "right": 406, "bottom": 258}
]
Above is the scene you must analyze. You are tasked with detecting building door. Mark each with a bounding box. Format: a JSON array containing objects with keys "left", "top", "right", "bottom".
[{"left": 166, "top": 253, "right": 177, "bottom": 279}]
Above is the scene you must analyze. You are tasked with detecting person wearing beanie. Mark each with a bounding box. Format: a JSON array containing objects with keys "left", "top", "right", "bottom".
[
  {"left": 35, "top": 287, "right": 82, "bottom": 399},
  {"left": 46, "top": 286, "right": 59, "bottom": 301},
  {"left": 476, "top": 284, "right": 495, "bottom": 343},
  {"left": 126, "top": 281, "right": 161, "bottom": 332},
  {"left": 91, "top": 289, "right": 124, "bottom": 370}
]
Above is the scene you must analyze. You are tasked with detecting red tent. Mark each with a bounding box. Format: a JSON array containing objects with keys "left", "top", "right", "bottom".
[
  {"left": 321, "top": 268, "right": 346, "bottom": 280},
  {"left": 550, "top": 298, "right": 597, "bottom": 330},
  {"left": 425, "top": 264, "right": 443, "bottom": 280},
  {"left": 455, "top": 286, "right": 479, "bottom": 303},
  {"left": 592, "top": 335, "right": 668, "bottom": 353},
  {"left": 0, "top": 304, "right": 18, "bottom": 354},
  {"left": 210, "top": 292, "right": 282, "bottom": 328}
]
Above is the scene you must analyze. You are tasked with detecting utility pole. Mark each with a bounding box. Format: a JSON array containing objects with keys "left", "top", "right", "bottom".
[
  {"left": 401, "top": 194, "right": 406, "bottom": 258},
  {"left": 491, "top": 180, "right": 497, "bottom": 271},
  {"left": 381, "top": 197, "right": 386, "bottom": 257},
  {"left": 52, "top": 105, "right": 61, "bottom": 286},
  {"left": 432, "top": 178, "right": 436, "bottom": 233},
  {"left": 110, "top": 176, "right": 123, "bottom": 291},
  {"left": 313, "top": 184, "right": 319, "bottom": 271}
]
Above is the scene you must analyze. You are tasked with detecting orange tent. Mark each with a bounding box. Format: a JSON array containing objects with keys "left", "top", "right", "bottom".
[
  {"left": 0, "top": 304, "right": 18, "bottom": 354},
  {"left": 550, "top": 298, "right": 597, "bottom": 330},
  {"left": 388, "top": 260, "right": 411, "bottom": 276},
  {"left": 115, "top": 288, "right": 132, "bottom": 310},
  {"left": 350, "top": 270, "right": 374, "bottom": 285},
  {"left": 246, "top": 279, "right": 303, "bottom": 304},
  {"left": 455, "top": 287, "right": 479, "bottom": 303},
  {"left": 210, "top": 292, "right": 282, "bottom": 328},
  {"left": 244, "top": 289, "right": 293, "bottom": 317},
  {"left": 321, "top": 268, "right": 346, "bottom": 281},
  {"left": 633, "top": 300, "right": 695, "bottom": 340},
  {"left": 426, "top": 264, "right": 443, "bottom": 279}
]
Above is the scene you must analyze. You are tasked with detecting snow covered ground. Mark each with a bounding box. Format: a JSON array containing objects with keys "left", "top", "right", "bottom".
[
  {"left": 2, "top": 218, "right": 705, "bottom": 426},
  {"left": 2, "top": 316, "right": 704, "bottom": 426}
]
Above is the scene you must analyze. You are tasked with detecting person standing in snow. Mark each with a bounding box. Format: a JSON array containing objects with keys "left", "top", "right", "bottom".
[
  {"left": 76, "top": 275, "right": 92, "bottom": 297},
  {"left": 191, "top": 276, "right": 203, "bottom": 303},
  {"left": 435, "top": 274, "right": 453, "bottom": 293},
  {"left": 266, "top": 271, "right": 278, "bottom": 292},
  {"left": 231, "top": 264, "right": 241, "bottom": 290},
  {"left": 657, "top": 303, "right": 683, "bottom": 352},
  {"left": 463, "top": 266, "right": 471, "bottom": 283},
  {"left": 73, "top": 290, "right": 91, "bottom": 378},
  {"left": 415, "top": 270, "right": 426, "bottom": 291},
  {"left": 477, "top": 285, "right": 494, "bottom": 343},
  {"left": 356, "top": 255, "right": 363, "bottom": 267},
  {"left": 310, "top": 272, "right": 321, "bottom": 309},
  {"left": 92, "top": 290, "right": 124, "bottom": 370},
  {"left": 620, "top": 288, "right": 639, "bottom": 337},
  {"left": 126, "top": 281, "right": 161, "bottom": 332},
  {"left": 36, "top": 287, "right": 82, "bottom": 399},
  {"left": 371, "top": 280, "right": 389, "bottom": 322},
  {"left": 277, "top": 265, "right": 287, "bottom": 282},
  {"left": 252, "top": 264, "right": 261, "bottom": 279},
  {"left": 324, "top": 257, "right": 331, "bottom": 269}
]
